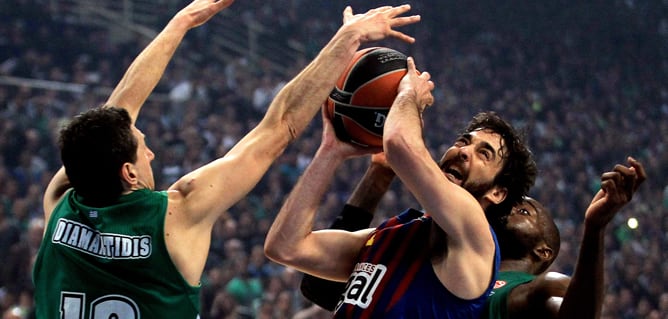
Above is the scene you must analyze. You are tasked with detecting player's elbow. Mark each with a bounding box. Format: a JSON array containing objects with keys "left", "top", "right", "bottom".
[
  {"left": 263, "top": 242, "right": 281, "bottom": 264},
  {"left": 263, "top": 235, "right": 295, "bottom": 266},
  {"left": 264, "top": 231, "right": 313, "bottom": 270},
  {"left": 262, "top": 97, "right": 303, "bottom": 144},
  {"left": 264, "top": 245, "right": 299, "bottom": 269}
]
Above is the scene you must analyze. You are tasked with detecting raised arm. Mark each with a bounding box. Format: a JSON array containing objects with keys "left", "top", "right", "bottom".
[
  {"left": 264, "top": 113, "right": 377, "bottom": 282},
  {"left": 106, "top": 0, "right": 233, "bottom": 122},
  {"left": 170, "top": 5, "right": 421, "bottom": 231},
  {"left": 384, "top": 57, "right": 497, "bottom": 298},
  {"left": 557, "top": 157, "right": 646, "bottom": 319},
  {"left": 510, "top": 157, "right": 647, "bottom": 319},
  {"left": 384, "top": 61, "right": 483, "bottom": 246},
  {"left": 42, "top": 0, "right": 233, "bottom": 220}
]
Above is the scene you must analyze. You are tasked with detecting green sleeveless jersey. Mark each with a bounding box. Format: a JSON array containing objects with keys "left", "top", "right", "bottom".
[
  {"left": 483, "top": 271, "right": 536, "bottom": 319},
  {"left": 33, "top": 189, "right": 201, "bottom": 319}
]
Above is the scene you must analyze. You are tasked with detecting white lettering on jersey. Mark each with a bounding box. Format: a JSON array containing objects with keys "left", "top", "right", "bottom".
[
  {"left": 52, "top": 218, "right": 152, "bottom": 259},
  {"left": 335, "top": 262, "right": 387, "bottom": 311}
]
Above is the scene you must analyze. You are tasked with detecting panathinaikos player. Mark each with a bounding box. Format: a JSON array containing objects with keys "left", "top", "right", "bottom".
[{"left": 33, "top": 1, "right": 424, "bottom": 318}]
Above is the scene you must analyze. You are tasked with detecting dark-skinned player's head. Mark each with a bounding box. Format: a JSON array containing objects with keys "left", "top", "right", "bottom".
[
  {"left": 487, "top": 196, "right": 561, "bottom": 274},
  {"left": 59, "top": 106, "right": 137, "bottom": 206}
]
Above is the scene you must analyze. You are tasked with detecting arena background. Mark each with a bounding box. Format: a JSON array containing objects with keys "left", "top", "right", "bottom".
[{"left": 0, "top": 0, "right": 666, "bottom": 318}]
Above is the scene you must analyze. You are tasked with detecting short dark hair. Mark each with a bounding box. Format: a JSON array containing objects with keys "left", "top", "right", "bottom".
[
  {"left": 59, "top": 106, "right": 137, "bottom": 206},
  {"left": 463, "top": 111, "right": 537, "bottom": 207}
]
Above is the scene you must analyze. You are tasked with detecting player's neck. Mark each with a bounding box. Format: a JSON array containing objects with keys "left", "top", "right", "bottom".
[{"left": 499, "top": 259, "right": 538, "bottom": 274}]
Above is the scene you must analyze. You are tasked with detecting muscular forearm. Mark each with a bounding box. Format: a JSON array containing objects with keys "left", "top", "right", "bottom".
[
  {"left": 384, "top": 91, "right": 424, "bottom": 151},
  {"left": 264, "top": 27, "right": 363, "bottom": 142},
  {"left": 383, "top": 88, "right": 432, "bottom": 180},
  {"left": 383, "top": 91, "right": 440, "bottom": 216},
  {"left": 383, "top": 55, "right": 433, "bottom": 180},
  {"left": 558, "top": 158, "right": 643, "bottom": 319},
  {"left": 558, "top": 225, "right": 605, "bottom": 319},
  {"left": 105, "top": 0, "right": 232, "bottom": 120},
  {"left": 264, "top": 147, "right": 345, "bottom": 262}
]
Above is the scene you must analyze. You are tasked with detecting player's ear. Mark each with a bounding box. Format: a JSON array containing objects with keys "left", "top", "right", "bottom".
[
  {"left": 484, "top": 186, "right": 507, "bottom": 205},
  {"left": 533, "top": 243, "right": 554, "bottom": 262},
  {"left": 120, "top": 162, "right": 137, "bottom": 186}
]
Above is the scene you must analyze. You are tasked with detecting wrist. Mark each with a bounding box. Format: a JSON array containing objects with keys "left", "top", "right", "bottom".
[
  {"left": 314, "top": 145, "right": 347, "bottom": 167},
  {"left": 583, "top": 220, "right": 607, "bottom": 237},
  {"left": 368, "top": 162, "right": 395, "bottom": 178},
  {"left": 331, "top": 26, "right": 363, "bottom": 53},
  {"left": 167, "top": 13, "right": 195, "bottom": 32},
  {"left": 395, "top": 90, "right": 424, "bottom": 113}
]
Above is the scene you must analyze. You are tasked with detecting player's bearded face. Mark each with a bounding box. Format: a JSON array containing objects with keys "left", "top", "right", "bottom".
[{"left": 438, "top": 153, "right": 496, "bottom": 199}]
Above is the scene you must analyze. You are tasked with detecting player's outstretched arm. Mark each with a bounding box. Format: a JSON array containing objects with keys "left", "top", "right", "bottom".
[
  {"left": 385, "top": 57, "right": 499, "bottom": 296},
  {"left": 261, "top": 5, "right": 421, "bottom": 145},
  {"left": 161, "top": 4, "right": 419, "bottom": 286},
  {"left": 170, "top": 4, "right": 420, "bottom": 232},
  {"left": 106, "top": 0, "right": 233, "bottom": 123},
  {"left": 265, "top": 113, "right": 376, "bottom": 282},
  {"left": 514, "top": 157, "right": 647, "bottom": 319},
  {"left": 42, "top": 0, "right": 233, "bottom": 221},
  {"left": 557, "top": 157, "right": 645, "bottom": 319}
]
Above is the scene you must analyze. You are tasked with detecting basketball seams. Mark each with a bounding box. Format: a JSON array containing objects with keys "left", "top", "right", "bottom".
[
  {"left": 340, "top": 47, "right": 380, "bottom": 93},
  {"left": 352, "top": 69, "right": 407, "bottom": 96},
  {"left": 342, "top": 48, "right": 407, "bottom": 93},
  {"left": 331, "top": 101, "right": 390, "bottom": 110}
]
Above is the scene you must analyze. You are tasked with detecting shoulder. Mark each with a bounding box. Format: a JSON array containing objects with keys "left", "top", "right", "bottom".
[
  {"left": 512, "top": 271, "right": 569, "bottom": 301},
  {"left": 506, "top": 271, "right": 570, "bottom": 318},
  {"left": 530, "top": 271, "right": 571, "bottom": 296},
  {"left": 165, "top": 189, "right": 185, "bottom": 212}
]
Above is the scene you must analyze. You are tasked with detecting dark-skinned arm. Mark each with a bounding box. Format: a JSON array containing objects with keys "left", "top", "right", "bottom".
[
  {"left": 508, "top": 157, "right": 646, "bottom": 319},
  {"left": 557, "top": 157, "right": 645, "bottom": 319}
]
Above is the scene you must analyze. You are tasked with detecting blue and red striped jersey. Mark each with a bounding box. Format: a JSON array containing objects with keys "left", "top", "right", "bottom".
[{"left": 333, "top": 208, "right": 500, "bottom": 319}]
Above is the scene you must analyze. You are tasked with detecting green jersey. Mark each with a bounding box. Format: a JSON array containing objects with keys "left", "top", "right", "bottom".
[
  {"left": 33, "top": 189, "right": 201, "bottom": 319},
  {"left": 483, "top": 271, "right": 536, "bottom": 319}
]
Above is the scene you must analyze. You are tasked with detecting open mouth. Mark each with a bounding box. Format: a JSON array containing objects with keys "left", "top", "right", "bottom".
[{"left": 444, "top": 168, "right": 463, "bottom": 185}]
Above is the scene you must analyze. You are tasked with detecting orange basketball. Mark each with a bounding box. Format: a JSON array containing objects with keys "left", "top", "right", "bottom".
[{"left": 325, "top": 47, "right": 408, "bottom": 148}]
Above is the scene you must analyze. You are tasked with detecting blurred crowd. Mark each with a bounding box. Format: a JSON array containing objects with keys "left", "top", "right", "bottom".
[{"left": 1, "top": 0, "right": 666, "bottom": 318}]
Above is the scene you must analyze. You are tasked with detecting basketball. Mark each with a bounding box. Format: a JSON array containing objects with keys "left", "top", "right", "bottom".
[{"left": 325, "top": 47, "right": 408, "bottom": 148}]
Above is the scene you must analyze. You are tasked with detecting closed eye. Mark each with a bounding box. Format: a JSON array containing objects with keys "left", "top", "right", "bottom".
[{"left": 454, "top": 138, "right": 469, "bottom": 147}]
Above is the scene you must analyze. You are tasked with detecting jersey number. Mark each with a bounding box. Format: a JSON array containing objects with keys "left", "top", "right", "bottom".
[{"left": 61, "top": 292, "right": 140, "bottom": 319}]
